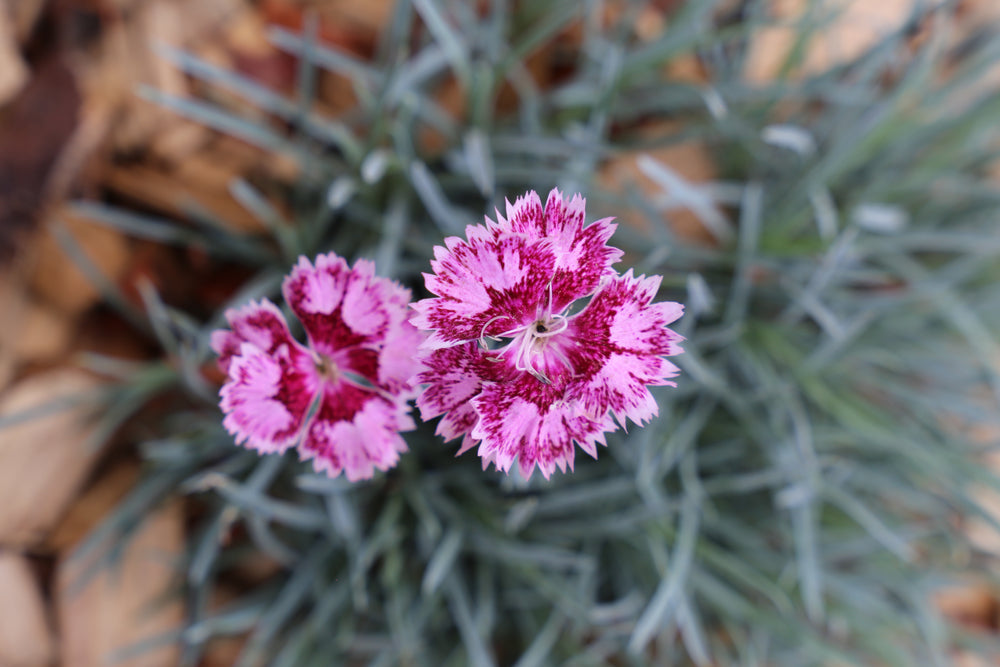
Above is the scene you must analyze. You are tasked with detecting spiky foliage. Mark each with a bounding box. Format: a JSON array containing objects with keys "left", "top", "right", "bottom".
[{"left": 72, "top": 1, "right": 1000, "bottom": 665}]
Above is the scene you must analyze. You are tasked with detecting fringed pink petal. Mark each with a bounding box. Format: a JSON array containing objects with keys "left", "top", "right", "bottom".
[
  {"left": 211, "top": 299, "right": 306, "bottom": 374},
  {"left": 283, "top": 252, "right": 422, "bottom": 394},
  {"left": 566, "top": 270, "right": 684, "bottom": 425},
  {"left": 503, "top": 190, "right": 545, "bottom": 236},
  {"left": 411, "top": 233, "right": 557, "bottom": 348},
  {"left": 540, "top": 189, "right": 622, "bottom": 312},
  {"left": 415, "top": 343, "right": 512, "bottom": 445},
  {"left": 299, "top": 385, "right": 414, "bottom": 481},
  {"left": 282, "top": 253, "right": 364, "bottom": 356},
  {"left": 371, "top": 277, "right": 425, "bottom": 396},
  {"left": 219, "top": 342, "right": 317, "bottom": 454},
  {"left": 497, "top": 189, "right": 622, "bottom": 312},
  {"left": 471, "top": 376, "right": 616, "bottom": 480}
]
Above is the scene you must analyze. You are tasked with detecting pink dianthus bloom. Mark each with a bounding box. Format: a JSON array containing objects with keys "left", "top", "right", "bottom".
[
  {"left": 412, "top": 189, "right": 684, "bottom": 480},
  {"left": 211, "top": 253, "right": 423, "bottom": 481}
]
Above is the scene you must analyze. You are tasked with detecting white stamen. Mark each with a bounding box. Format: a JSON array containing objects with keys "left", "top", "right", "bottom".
[
  {"left": 481, "top": 285, "right": 574, "bottom": 385},
  {"left": 479, "top": 314, "right": 515, "bottom": 350}
]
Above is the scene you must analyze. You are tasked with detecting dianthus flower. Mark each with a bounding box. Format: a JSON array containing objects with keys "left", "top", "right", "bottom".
[
  {"left": 412, "top": 189, "right": 684, "bottom": 479},
  {"left": 211, "top": 253, "right": 423, "bottom": 481}
]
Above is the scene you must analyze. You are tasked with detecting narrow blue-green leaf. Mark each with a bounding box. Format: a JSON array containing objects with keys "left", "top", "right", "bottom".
[
  {"left": 374, "top": 194, "right": 408, "bottom": 279},
  {"left": 628, "top": 489, "right": 701, "bottom": 653},
  {"left": 824, "top": 484, "right": 914, "bottom": 561},
  {"left": 139, "top": 86, "right": 305, "bottom": 161},
  {"left": 150, "top": 36, "right": 361, "bottom": 164},
  {"left": 268, "top": 26, "right": 380, "bottom": 86},
  {"left": 445, "top": 575, "right": 495, "bottom": 667},
  {"left": 0, "top": 392, "right": 94, "bottom": 430},
  {"left": 422, "top": 529, "right": 463, "bottom": 595},
  {"left": 326, "top": 493, "right": 361, "bottom": 546},
  {"left": 722, "top": 181, "right": 763, "bottom": 327},
  {"left": 500, "top": 0, "right": 580, "bottom": 70},
  {"left": 676, "top": 593, "right": 711, "bottom": 667},
  {"left": 385, "top": 45, "right": 450, "bottom": 103},
  {"left": 51, "top": 220, "right": 149, "bottom": 332},
  {"left": 239, "top": 544, "right": 330, "bottom": 667},
  {"left": 189, "top": 508, "right": 237, "bottom": 586},
  {"left": 412, "top": 0, "right": 470, "bottom": 83},
  {"left": 638, "top": 154, "right": 734, "bottom": 244},
  {"left": 72, "top": 201, "right": 199, "bottom": 244},
  {"left": 409, "top": 161, "right": 465, "bottom": 234},
  {"left": 294, "top": 12, "right": 320, "bottom": 126},
  {"left": 464, "top": 129, "right": 495, "bottom": 196},
  {"left": 155, "top": 44, "right": 297, "bottom": 117},
  {"left": 136, "top": 278, "right": 180, "bottom": 355},
  {"left": 183, "top": 598, "right": 267, "bottom": 644},
  {"left": 210, "top": 475, "right": 326, "bottom": 529},
  {"left": 512, "top": 610, "right": 563, "bottom": 667}
]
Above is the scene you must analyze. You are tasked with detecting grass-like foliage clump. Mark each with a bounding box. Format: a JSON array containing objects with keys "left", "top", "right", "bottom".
[{"left": 69, "top": 1, "right": 1000, "bottom": 664}]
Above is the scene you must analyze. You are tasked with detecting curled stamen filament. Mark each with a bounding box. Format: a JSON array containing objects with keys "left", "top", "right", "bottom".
[
  {"left": 508, "top": 316, "right": 572, "bottom": 385},
  {"left": 477, "top": 293, "right": 573, "bottom": 384},
  {"left": 479, "top": 314, "right": 516, "bottom": 350}
]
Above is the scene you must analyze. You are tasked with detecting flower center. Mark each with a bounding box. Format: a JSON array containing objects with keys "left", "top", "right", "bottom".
[
  {"left": 313, "top": 352, "right": 340, "bottom": 383},
  {"left": 514, "top": 314, "right": 572, "bottom": 384},
  {"left": 477, "top": 312, "right": 572, "bottom": 385},
  {"left": 477, "top": 283, "right": 577, "bottom": 384}
]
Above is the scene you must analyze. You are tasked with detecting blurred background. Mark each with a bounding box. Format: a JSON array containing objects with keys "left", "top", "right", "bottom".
[{"left": 2, "top": 0, "right": 1000, "bottom": 665}]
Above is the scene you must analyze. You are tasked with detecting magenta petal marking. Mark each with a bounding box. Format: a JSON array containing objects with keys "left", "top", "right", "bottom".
[
  {"left": 567, "top": 270, "right": 684, "bottom": 425},
  {"left": 499, "top": 189, "right": 623, "bottom": 312},
  {"left": 299, "top": 386, "right": 413, "bottom": 482},
  {"left": 416, "top": 343, "right": 512, "bottom": 442},
  {"left": 411, "top": 233, "right": 557, "bottom": 348},
  {"left": 284, "top": 253, "right": 349, "bottom": 318},
  {"left": 282, "top": 253, "right": 366, "bottom": 356},
  {"left": 471, "top": 376, "right": 616, "bottom": 480},
  {"left": 211, "top": 299, "right": 303, "bottom": 373},
  {"left": 441, "top": 402, "right": 480, "bottom": 444},
  {"left": 411, "top": 189, "right": 624, "bottom": 349},
  {"left": 503, "top": 190, "right": 545, "bottom": 236},
  {"left": 283, "top": 252, "right": 424, "bottom": 394},
  {"left": 219, "top": 342, "right": 316, "bottom": 454},
  {"left": 540, "top": 189, "right": 623, "bottom": 312}
]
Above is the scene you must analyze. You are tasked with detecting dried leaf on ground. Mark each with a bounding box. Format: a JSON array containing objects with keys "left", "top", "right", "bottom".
[
  {"left": 27, "top": 207, "right": 130, "bottom": 315},
  {"left": 57, "top": 499, "right": 185, "bottom": 667},
  {"left": 6, "top": 0, "right": 46, "bottom": 44},
  {"left": 0, "top": 1, "right": 29, "bottom": 105},
  {"left": 0, "top": 369, "right": 106, "bottom": 548},
  {"left": 0, "top": 261, "right": 75, "bottom": 364},
  {"left": 744, "top": 0, "right": 919, "bottom": 82},
  {"left": 934, "top": 579, "right": 998, "bottom": 630},
  {"left": 46, "top": 461, "right": 141, "bottom": 553},
  {"left": 0, "top": 552, "right": 56, "bottom": 667},
  {"left": 11, "top": 299, "right": 73, "bottom": 363},
  {"left": 0, "top": 268, "right": 26, "bottom": 386},
  {"left": 0, "top": 59, "right": 80, "bottom": 259},
  {"left": 966, "top": 450, "right": 1000, "bottom": 560}
]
